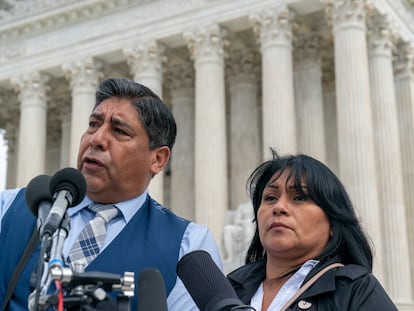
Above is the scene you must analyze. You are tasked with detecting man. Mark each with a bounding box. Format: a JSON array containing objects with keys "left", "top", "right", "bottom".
[{"left": 0, "top": 77, "right": 222, "bottom": 310}]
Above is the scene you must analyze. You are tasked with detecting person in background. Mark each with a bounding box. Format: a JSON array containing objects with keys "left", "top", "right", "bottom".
[
  {"left": 227, "top": 149, "right": 397, "bottom": 311},
  {"left": 0, "top": 77, "right": 222, "bottom": 311}
]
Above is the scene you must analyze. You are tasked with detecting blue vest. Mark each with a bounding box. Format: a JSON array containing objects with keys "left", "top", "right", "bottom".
[{"left": 0, "top": 189, "right": 190, "bottom": 311}]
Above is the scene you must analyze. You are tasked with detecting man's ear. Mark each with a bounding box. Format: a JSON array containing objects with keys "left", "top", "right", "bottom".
[{"left": 150, "top": 146, "right": 171, "bottom": 175}]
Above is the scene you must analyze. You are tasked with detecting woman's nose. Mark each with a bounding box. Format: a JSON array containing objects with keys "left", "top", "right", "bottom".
[{"left": 273, "top": 196, "right": 288, "bottom": 216}]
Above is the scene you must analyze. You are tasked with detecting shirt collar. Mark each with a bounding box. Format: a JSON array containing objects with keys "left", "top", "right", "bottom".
[{"left": 67, "top": 191, "right": 148, "bottom": 222}]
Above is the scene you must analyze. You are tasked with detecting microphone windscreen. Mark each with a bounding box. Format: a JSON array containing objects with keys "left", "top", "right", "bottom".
[
  {"left": 138, "top": 268, "right": 168, "bottom": 311},
  {"left": 176, "top": 250, "right": 243, "bottom": 311},
  {"left": 49, "top": 167, "right": 86, "bottom": 206},
  {"left": 25, "top": 174, "right": 52, "bottom": 216}
]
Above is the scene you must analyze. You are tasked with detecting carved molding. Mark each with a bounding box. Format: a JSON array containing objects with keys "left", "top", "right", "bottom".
[
  {"left": 323, "top": 0, "right": 374, "bottom": 29},
  {"left": 367, "top": 13, "right": 399, "bottom": 56},
  {"left": 166, "top": 61, "right": 195, "bottom": 90},
  {"left": 183, "top": 23, "right": 229, "bottom": 62},
  {"left": 10, "top": 71, "right": 49, "bottom": 104},
  {"left": 249, "top": 5, "right": 296, "bottom": 49},
  {"left": 123, "top": 40, "right": 167, "bottom": 76},
  {"left": 393, "top": 41, "right": 414, "bottom": 76},
  {"left": 62, "top": 58, "right": 103, "bottom": 91}
]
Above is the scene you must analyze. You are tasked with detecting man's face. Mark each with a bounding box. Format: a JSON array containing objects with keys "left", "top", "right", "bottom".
[{"left": 77, "top": 97, "right": 160, "bottom": 203}]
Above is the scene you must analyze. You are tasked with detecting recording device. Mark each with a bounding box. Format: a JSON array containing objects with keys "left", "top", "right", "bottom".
[
  {"left": 25, "top": 174, "right": 53, "bottom": 237},
  {"left": 176, "top": 250, "right": 254, "bottom": 311},
  {"left": 26, "top": 168, "right": 134, "bottom": 311},
  {"left": 42, "top": 167, "right": 86, "bottom": 237},
  {"left": 138, "top": 268, "right": 168, "bottom": 311}
]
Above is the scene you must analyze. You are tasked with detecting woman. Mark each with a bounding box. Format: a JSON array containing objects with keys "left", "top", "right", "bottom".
[{"left": 227, "top": 150, "right": 397, "bottom": 310}]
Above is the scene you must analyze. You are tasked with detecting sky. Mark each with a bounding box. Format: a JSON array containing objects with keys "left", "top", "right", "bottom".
[{"left": 0, "top": 131, "right": 7, "bottom": 191}]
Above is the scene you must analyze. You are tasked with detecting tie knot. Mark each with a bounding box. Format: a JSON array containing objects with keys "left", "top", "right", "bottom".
[{"left": 89, "top": 203, "right": 119, "bottom": 223}]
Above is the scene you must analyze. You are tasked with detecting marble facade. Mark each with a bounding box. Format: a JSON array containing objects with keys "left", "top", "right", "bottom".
[{"left": 0, "top": 0, "right": 414, "bottom": 308}]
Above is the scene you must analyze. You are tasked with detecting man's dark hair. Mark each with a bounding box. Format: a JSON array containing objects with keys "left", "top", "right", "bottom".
[{"left": 95, "top": 77, "right": 176, "bottom": 150}]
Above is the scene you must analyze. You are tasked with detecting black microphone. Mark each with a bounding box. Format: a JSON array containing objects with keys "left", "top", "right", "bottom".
[
  {"left": 138, "top": 268, "right": 168, "bottom": 311},
  {"left": 177, "top": 250, "right": 253, "bottom": 311},
  {"left": 42, "top": 167, "right": 87, "bottom": 236},
  {"left": 25, "top": 174, "right": 53, "bottom": 236}
]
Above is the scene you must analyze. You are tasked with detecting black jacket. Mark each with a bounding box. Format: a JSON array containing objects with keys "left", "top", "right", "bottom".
[{"left": 227, "top": 256, "right": 398, "bottom": 310}]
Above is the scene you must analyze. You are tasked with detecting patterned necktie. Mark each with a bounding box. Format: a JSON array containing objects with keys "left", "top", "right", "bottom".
[{"left": 68, "top": 203, "right": 119, "bottom": 267}]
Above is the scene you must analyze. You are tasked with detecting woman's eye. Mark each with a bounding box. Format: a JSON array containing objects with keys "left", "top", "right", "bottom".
[
  {"left": 263, "top": 194, "right": 277, "bottom": 202},
  {"left": 294, "top": 194, "right": 308, "bottom": 201}
]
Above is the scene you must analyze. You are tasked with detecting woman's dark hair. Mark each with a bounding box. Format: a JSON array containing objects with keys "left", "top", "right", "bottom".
[
  {"left": 95, "top": 77, "right": 176, "bottom": 150},
  {"left": 245, "top": 149, "right": 373, "bottom": 271}
]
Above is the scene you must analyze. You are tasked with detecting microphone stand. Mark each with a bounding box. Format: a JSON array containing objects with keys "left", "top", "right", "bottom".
[{"left": 28, "top": 213, "right": 70, "bottom": 311}]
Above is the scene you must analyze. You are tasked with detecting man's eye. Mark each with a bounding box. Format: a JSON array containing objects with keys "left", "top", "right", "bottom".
[{"left": 113, "top": 128, "right": 126, "bottom": 135}]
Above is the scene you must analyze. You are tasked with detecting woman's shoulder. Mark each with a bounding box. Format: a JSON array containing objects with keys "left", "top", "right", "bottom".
[{"left": 227, "top": 260, "right": 266, "bottom": 284}]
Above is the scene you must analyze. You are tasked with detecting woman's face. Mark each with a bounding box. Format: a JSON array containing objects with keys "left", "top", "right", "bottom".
[{"left": 257, "top": 169, "right": 331, "bottom": 263}]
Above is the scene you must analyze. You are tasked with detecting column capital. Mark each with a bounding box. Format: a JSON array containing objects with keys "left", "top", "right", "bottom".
[
  {"left": 183, "top": 23, "right": 229, "bottom": 62},
  {"left": 367, "top": 13, "right": 398, "bottom": 57},
  {"left": 62, "top": 57, "right": 103, "bottom": 90},
  {"left": 249, "top": 5, "right": 295, "bottom": 50},
  {"left": 293, "top": 31, "right": 322, "bottom": 65},
  {"left": 123, "top": 40, "right": 167, "bottom": 76},
  {"left": 324, "top": 0, "right": 374, "bottom": 30},
  {"left": 166, "top": 61, "right": 195, "bottom": 90},
  {"left": 227, "top": 44, "right": 260, "bottom": 79},
  {"left": 10, "top": 71, "right": 49, "bottom": 103},
  {"left": 394, "top": 41, "right": 414, "bottom": 77}
]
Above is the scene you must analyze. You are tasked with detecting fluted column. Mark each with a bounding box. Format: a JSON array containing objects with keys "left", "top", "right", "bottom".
[
  {"left": 184, "top": 24, "right": 228, "bottom": 245},
  {"left": 4, "top": 122, "right": 17, "bottom": 188},
  {"left": 63, "top": 58, "right": 102, "bottom": 168},
  {"left": 11, "top": 72, "right": 49, "bottom": 187},
  {"left": 394, "top": 41, "right": 414, "bottom": 292},
  {"left": 166, "top": 61, "right": 195, "bottom": 220},
  {"left": 60, "top": 103, "right": 71, "bottom": 168},
  {"left": 227, "top": 44, "right": 261, "bottom": 210},
  {"left": 294, "top": 32, "right": 326, "bottom": 162},
  {"left": 250, "top": 5, "right": 297, "bottom": 157},
  {"left": 324, "top": 0, "right": 384, "bottom": 280},
  {"left": 322, "top": 50, "right": 339, "bottom": 174},
  {"left": 367, "top": 15, "right": 413, "bottom": 309},
  {"left": 124, "top": 40, "right": 166, "bottom": 203}
]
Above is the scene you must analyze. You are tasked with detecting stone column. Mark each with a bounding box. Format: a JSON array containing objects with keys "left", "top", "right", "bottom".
[
  {"left": 322, "top": 50, "right": 339, "bottom": 174},
  {"left": 324, "top": 0, "right": 384, "bottom": 280},
  {"left": 394, "top": 41, "right": 414, "bottom": 292},
  {"left": 184, "top": 24, "right": 228, "bottom": 245},
  {"left": 227, "top": 44, "right": 261, "bottom": 210},
  {"left": 124, "top": 41, "right": 166, "bottom": 203},
  {"left": 367, "top": 15, "right": 413, "bottom": 309},
  {"left": 4, "top": 122, "right": 18, "bottom": 188},
  {"left": 11, "top": 72, "right": 49, "bottom": 187},
  {"left": 60, "top": 103, "right": 71, "bottom": 168},
  {"left": 294, "top": 32, "right": 326, "bottom": 162},
  {"left": 63, "top": 58, "right": 102, "bottom": 168},
  {"left": 166, "top": 61, "right": 195, "bottom": 220},
  {"left": 249, "top": 5, "right": 297, "bottom": 157}
]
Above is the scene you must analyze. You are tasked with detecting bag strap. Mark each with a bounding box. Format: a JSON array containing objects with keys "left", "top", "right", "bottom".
[
  {"left": 280, "top": 262, "right": 344, "bottom": 311},
  {"left": 1, "top": 227, "right": 39, "bottom": 311}
]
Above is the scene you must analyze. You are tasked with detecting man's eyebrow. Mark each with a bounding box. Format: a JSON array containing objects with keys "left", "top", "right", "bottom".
[
  {"left": 90, "top": 112, "right": 104, "bottom": 120},
  {"left": 111, "top": 117, "right": 134, "bottom": 131}
]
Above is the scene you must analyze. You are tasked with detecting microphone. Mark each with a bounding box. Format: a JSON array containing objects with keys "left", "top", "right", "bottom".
[
  {"left": 25, "top": 174, "right": 53, "bottom": 236},
  {"left": 177, "top": 250, "right": 253, "bottom": 311},
  {"left": 42, "top": 167, "right": 87, "bottom": 236},
  {"left": 138, "top": 268, "right": 168, "bottom": 311}
]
